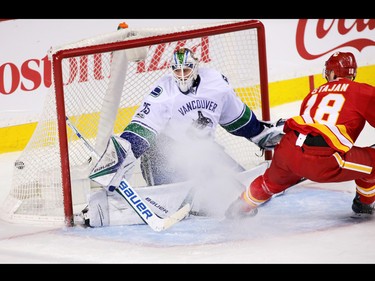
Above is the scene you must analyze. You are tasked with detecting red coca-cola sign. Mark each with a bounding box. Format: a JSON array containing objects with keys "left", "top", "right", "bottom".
[
  {"left": 1, "top": 20, "right": 374, "bottom": 96},
  {"left": 296, "top": 19, "right": 375, "bottom": 60}
]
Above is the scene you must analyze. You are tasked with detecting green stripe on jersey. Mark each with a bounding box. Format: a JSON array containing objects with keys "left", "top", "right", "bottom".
[
  {"left": 125, "top": 122, "right": 157, "bottom": 143},
  {"left": 221, "top": 105, "right": 252, "bottom": 133}
]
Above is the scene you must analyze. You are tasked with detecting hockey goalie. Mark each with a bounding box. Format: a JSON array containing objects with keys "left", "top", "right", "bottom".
[{"left": 80, "top": 47, "right": 285, "bottom": 228}]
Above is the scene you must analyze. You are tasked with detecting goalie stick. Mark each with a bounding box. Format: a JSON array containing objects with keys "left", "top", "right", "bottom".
[
  {"left": 114, "top": 177, "right": 191, "bottom": 231},
  {"left": 66, "top": 116, "right": 191, "bottom": 232}
]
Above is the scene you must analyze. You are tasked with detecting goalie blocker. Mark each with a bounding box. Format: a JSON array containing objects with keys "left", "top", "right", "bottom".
[
  {"left": 87, "top": 136, "right": 191, "bottom": 231},
  {"left": 89, "top": 136, "right": 137, "bottom": 190}
]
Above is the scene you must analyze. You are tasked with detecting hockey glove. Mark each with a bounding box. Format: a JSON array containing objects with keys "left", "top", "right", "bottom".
[
  {"left": 89, "top": 135, "right": 137, "bottom": 192},
  {"left": 250, "top": 118, "right": 286, "bottom": 151}
]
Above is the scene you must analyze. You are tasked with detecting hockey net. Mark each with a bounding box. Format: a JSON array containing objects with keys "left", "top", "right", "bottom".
[{"left": 1, "top": 20, "right": 270, "bottom": 226}]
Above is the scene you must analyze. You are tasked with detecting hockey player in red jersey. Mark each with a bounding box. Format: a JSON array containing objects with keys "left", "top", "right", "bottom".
[{"left": 226, "top": 51, "right": 375, "bottom": 219}]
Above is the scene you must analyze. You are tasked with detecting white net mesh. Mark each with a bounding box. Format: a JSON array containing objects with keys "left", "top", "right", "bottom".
[{"left": 2, "top": 20, "right": 269, "bottom": 225}]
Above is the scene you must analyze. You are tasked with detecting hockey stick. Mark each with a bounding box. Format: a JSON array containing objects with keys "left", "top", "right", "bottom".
[
  {"left": 114, "top": 177, "right": 191, "bottom": 231},
  {"left": 66, "top": 116, "right": 100, "bottom": 159},
  {"left": 66, "top": 116, "right": 191, "bottom": 231}
]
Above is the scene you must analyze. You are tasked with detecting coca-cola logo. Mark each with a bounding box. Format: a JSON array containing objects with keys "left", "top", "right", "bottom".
[
  {"left": 2, "top": 20, "right": 374, "bottom": 96},
  {"left": 297, "top": 19, "right": 375, "bottom": 60}
]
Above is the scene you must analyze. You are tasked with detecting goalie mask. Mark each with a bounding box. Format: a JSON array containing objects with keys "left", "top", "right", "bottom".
[
  {"left": 323, "top": 51, "right": 357, "bottom": 81},
  {"left": 170, "top": 47, "right": 199, "bottom": 94}
]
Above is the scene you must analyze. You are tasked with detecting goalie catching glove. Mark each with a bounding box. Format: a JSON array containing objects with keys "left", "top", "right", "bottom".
[
  {"left": 89, "top": 135, "right": 137, "bottom": 192},
  {"left": 250, "top": 118, "right": 286, "bottom": 151}
]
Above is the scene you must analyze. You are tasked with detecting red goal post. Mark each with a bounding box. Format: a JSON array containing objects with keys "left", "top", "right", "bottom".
[{"left": 2, "top": 19, "right": 271, "bottom": 227}]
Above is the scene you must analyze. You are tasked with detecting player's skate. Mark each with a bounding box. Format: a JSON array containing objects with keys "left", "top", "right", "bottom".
[
  {"left": 79, "top": 189, "right": 110, "bottom": 227},
  {"left": 225, "top": 193, "right": 258, "bottom": 219},
  {"left": 351, "top": 194, "right": 374, "bottom": 219}
]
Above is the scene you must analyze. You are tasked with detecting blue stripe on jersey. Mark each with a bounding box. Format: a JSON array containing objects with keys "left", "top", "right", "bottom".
[
  {"left": 221, "top": 105, "right": 263, "bottom": 139},
  {"left": 120, "top": 122, "right": 157, "bottom": 158}
]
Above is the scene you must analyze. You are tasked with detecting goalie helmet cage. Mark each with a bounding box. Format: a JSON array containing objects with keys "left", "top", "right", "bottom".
[{"left": 2, "top": 19, "right": 271, "bottom": 227}]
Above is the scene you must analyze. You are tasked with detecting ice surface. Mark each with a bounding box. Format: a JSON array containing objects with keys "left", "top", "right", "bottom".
[{"left": 1, "top": 101, "right": 374, "bottom": 264}]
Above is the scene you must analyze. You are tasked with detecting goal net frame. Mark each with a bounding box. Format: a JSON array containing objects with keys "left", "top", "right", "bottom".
[{"left": 2, "top": 19, "right": 271, "bottom": 227}]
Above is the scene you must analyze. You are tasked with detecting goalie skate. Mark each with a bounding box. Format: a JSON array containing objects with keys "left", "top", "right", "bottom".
[{"left": 79, "top": 189, "right": 110, "bottom": 227}]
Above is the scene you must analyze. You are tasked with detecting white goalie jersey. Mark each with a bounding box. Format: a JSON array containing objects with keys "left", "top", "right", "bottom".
[
  {"left": 129, "top": 67, "right": 250, "bottom": 143},
  {"left": 84, "top": 67, "right": 268, "bottom": 228}
]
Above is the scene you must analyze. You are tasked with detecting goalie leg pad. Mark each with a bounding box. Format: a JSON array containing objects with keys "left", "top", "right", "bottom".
[{"left": 82, "top": 189, "right": 110, "bottom": 227}]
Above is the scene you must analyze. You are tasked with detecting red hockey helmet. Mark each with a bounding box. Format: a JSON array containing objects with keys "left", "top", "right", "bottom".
[{"left": 324, "top": 52, "right": 357, "bottom": 81}]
